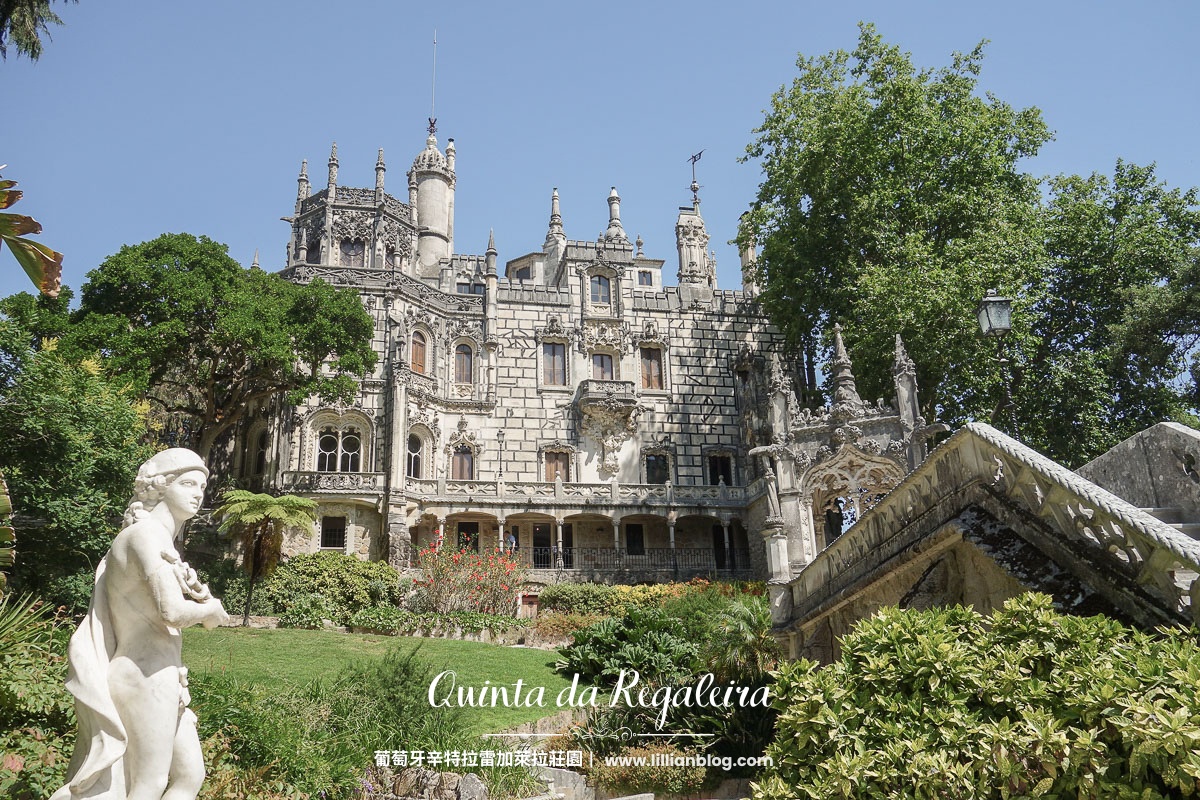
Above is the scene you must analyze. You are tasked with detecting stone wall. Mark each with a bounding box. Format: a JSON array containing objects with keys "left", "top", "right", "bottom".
[{"left": 1077, "top": 422, "right": 1200, "bottom": 519}]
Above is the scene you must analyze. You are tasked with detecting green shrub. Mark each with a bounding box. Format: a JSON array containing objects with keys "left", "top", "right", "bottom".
[
  {"left": 191, "top": 646, "right": 537, "bottom": 800},
  {"left": 263, "top": 552, "right": 405, "bottom": 624},
  {"left": 588, "top": 743, "right": 707, "bottom": 797},
  {"left": 532, "top": 611, "right": 607, "bottom": 639},
  {"left": 0, "top": 595, "right": 73, "bottom": 800},
  {"left": 415, "top": 546, "right": 525, "bottom": 615},
  {"left": 756, "top": 593, "right": 1200, "bottom": 800},
  {"left": 278, "top": 592, "right": 331, "bottom": 629},
  {"left": 42, "top": 569, "right": 95, "bottom": 616},
  {"left": 537, "top": 582, "right": 616, "bottom": 615},
  {"left": 558, "top": 607, "right": 698, "bottom": 686},
  {"left": 347, "top": 605, "right": 529, "bottom": 636}
]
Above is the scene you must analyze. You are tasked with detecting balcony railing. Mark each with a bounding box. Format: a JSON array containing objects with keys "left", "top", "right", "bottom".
[
  {"left": 510, "top": 546, "right": 753, "bottom": 575},
  {"left": 280, "top": 471, "right": 385, "bottom": 493},
  {"left": 405, "top": 477, "right": 752, "bottom": 507}
]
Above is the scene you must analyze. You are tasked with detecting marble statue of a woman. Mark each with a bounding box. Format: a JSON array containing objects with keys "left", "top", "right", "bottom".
[{"left": 51, "top": 448, "right": 229, "bottom": 800}]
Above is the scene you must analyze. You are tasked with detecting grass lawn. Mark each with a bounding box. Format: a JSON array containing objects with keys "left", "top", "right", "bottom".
[{"left": 184, "top": 627, "right": 575, "bottom": 735}]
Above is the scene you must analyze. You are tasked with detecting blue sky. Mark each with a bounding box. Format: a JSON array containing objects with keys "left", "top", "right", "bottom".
[{"left": 4, "top": 1, "right": 1199, "bottom": 300}]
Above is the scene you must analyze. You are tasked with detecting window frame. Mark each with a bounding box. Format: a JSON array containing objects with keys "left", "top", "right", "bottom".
[
  {"left": 640, "top": 346, "right": 664, "bottom": 390},
  {"left": 644, "top": 452, "right": 671, "bottom": 484},
  {"left": 410, "top": 330, "right": 428, "bottom": 374},
  {"left": 590, "top": 274, "right": 611, "bottom": 304},
  {"left": 592, "top": 352, "right": 615, "bottom": 381},
  {"left": 454, "top": 343, "right": 474, "bottom": 384},
  {"left": 542, "top": 341, "right": 568, "bottom": 386},
  {"left": 451, "top": 445, "right": 475, "bottom": 480},
  {"left": 544, "top": 451, "right": 571, "bottom": 482},
  {"left": 320, "top": 516, "right": 347, "bottom": 550}
]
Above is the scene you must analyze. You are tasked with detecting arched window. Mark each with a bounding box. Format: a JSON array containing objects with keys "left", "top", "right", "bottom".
[
  {"left": 317, "top": 426, "right": 362, "bottom": 473},
  {"left": 339, "top": 238, "right": 365, "bottom": 267},
  {"left": 452, "top": 446, "right": 474, "bottom": 480},
  {"left": 411, "top": 331, "right": 427, "bottom": 374},
  {"left": 253, "top": 429, "right": 269, "bottom": 475},
  {"left": 407, "top": 434, "right": 423, "bottom": 479},
  {"left": 455, "top": 344, "right": 473, "bottom": 383},
  {"left": 590, "top": 275, "right": 611, "bottom": 304}
]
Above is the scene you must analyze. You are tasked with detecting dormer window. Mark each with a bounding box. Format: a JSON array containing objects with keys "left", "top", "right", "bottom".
[{"left": 590, "top": 275, "right": 611, "bottom": 304}]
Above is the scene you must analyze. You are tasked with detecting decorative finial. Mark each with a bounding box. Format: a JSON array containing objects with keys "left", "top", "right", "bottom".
[
  {"left": 486, "top": 228, "right": 496, "bottom": 254},
  {"left": 893, "top": 334, "right": 916, "bottom": 377},
  {"left": 251, "top": 249, "right": 260, "bottom": 269},
  {"left": 376, "top": 148, "right": 385, "bottom": 168},
  {"left": 327, "top": 142, "right": 338, "bottom": 192},
  {"left": 299, "top": 159, "right": 308, "bottom": 179},
  {"left": 635, "top": 234, "right": 644, "bottom": 258},
  {"left": 375, "top": 148, "right": 386, "bottom": 193},
  {"left": 830, "top": 324, "right": 864, "bottom": 413},
  {"left": 429, "top": 30, "right": 438, "bottom": 134}
]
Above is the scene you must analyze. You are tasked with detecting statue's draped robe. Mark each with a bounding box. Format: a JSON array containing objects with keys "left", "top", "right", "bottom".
[{"left": 51, "top": 560, "right": 128, "bottom": 799}]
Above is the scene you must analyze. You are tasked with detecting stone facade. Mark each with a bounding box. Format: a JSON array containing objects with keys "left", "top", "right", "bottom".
[{"left": 233, "top": 134, "right": 872, "bottom": 586}]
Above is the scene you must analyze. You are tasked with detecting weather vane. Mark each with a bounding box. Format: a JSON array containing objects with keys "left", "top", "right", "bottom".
[
  {"left": 688, "top": 149, "right": 705, "bottom": 204},
  {"left": 428, "top": 30, "right": 438, "bottom": 135}
]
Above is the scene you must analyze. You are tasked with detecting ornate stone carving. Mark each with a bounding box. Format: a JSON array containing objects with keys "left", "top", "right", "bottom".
[
  {"left": 580, "top": 404, "right": 640, "bottom": 478},
  {"left": 331, "top": 209, "right": 375, "bottom": 243},
  {"left": 444, "top": 415, "right": 482, "bottom": 454},
  {"left": 580, "top": 319, "right": 631, "bottom": 354}
]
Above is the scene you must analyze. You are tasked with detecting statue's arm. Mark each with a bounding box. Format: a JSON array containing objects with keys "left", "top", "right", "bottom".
[{"left": 129, "top": 532, "right": 229, "bottom": 629}]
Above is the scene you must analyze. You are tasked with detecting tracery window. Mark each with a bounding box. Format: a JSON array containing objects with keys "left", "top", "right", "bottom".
[
  {"left": 339, "top": 238, "right": 365, "bottom": 267},
  {"left": 317, "top": 426, "right": 361, "bottom": 473},
  {"left": 455, "top": 344, "right": 473, "bottom": 383},
  {"left": 411, "top": 331, "right": 427, "bottom": 374},
  {"left": 253, "top": 429, "right": 269, "bottom": 475},
  {"left": 406, "top": 434, "right": 423, "bottom": 479}
]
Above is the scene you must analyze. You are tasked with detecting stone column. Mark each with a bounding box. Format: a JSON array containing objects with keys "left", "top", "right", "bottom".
[
  {"left": 497, "top": 517, "right": 506, "bottom": 552},
  {"left": 667, "top": 511, "right": 677, "bottom": 574},
  {"left": 435, "top": 516, "right": 447, "bottom": 550},
  {"left": 720, "top": 516, "right": 732, "bottom": 571},
  {"left": 555, "top": 518, "right": 565, "bottom": 569}
]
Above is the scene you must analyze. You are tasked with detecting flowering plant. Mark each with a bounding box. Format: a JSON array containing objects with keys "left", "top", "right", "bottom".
[{"left": 416, "top": 545, "right": 526, "bottom": 615}]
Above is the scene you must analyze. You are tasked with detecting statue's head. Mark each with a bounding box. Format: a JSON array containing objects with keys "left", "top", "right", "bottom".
[{"left": 124, "top": 448, "right": 209, "bottom": 528}]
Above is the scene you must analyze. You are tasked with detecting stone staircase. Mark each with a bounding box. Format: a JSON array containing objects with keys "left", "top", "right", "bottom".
[{"left": 1143, "top": 507, "right": 1200, "bottom": 591}]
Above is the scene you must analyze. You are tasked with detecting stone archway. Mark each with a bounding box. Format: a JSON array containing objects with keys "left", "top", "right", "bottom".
[{"left": 801, "top": 444, "right": 906, "bottom": 551}]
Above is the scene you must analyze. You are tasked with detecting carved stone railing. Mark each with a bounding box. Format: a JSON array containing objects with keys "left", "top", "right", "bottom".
[
  {"left": 512, "top": 546, "right": 753, "bottom": 575},
  {"left": 400, "top": 476, "right": 749, "bottom": 511},
  {"left": 280, "top": 471, "right": 385, "bottom": 493},
  {"left": 786, "top": 422, "right": 1200, "bottom": 627}
]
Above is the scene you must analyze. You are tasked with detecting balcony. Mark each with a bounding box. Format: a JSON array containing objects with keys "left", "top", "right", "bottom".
[
  {"left": 576, "top": 379, "right": 637, "bottom": 411},
  {"left": 404, "top": 477, "right": 750, "bottom": 509},
  {"left": 279, "top": 471, "right": 385, "bottom": 493}
]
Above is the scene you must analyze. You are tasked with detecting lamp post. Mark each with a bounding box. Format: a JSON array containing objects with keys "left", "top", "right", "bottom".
[
  {"left": 496, "top": 429, "right": 505, "bottom": 479},
  {"left": 977, "top": 289, "right": 1018, "bottom": 437}
]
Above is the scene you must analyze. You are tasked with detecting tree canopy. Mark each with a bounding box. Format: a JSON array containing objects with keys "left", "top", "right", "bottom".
[
  {"left": 68, "top": 233, "right": 377, "bottom": 460},
  {"left": 740, "top": 24, "right": 1200, "bottom": 465},
  {"left": 0, "top": 0, "right": 75, "bottom": 60}
]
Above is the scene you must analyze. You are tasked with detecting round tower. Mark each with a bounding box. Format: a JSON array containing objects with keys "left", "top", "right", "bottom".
[{"left": 408, "top": 132, "right": 456, "bottom": 277}]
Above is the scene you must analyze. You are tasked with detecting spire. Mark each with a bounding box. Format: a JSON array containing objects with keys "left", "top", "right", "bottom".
[
  {"left": 830, "top": 324, "right": 864, "bottom": 414},
  {"left": 375, "top": 148, "right": 386, "bottom": 194},
  {"left": 605, "top": 186, "right": 628, "bottom": 243},
  {"left": 296, "top": 159, "right": 310, "bottom": 207},
  {"left": 485, "top": 228, "right": 497, "bottom": 275},
  {"left": 251, "top": 249, "right": 260, "bottom": 269},
  {"left": 893, "top": 334, "right": 916, "bottom": 378},
  {"left": 327, "top": 142, "right": 338, "bottom": 200},
  {"left": 545, "top": 187, "right": 564, "bottom": 243}
]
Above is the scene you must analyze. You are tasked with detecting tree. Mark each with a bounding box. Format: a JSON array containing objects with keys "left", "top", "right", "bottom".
[
  {"left": 0, "top": 169, "right": 62, "bottom": 298},
  {"left": 739, "top": 23, "right": 1049, "bottom": 419},
  {"left": 1018, "top": 161, "right": 1200, "bottom": 464},
  {"left": 213, "top": 489, "right": 317, "bottom": 627},
  {"left": 69, "top": 233, "right": 377, "bottom": 460},
  {"left": 0, "top": 303, "right": 152, "bottom": 602},
  {"left": 0, "top": 0, "right": 75, "bottom": 60},
  {"left": 756, "top": 594, "right": 1200, "bottom": 799}
]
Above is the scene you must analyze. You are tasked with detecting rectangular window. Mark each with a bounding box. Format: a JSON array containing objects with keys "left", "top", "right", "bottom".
[
  {"left": 542, "top": 342, "right": 567, "bottom": 385},
  {"left": 456, "top": 282, "right": 472, "bottom": 294},
  {"left": 545, "top": 452, "right": 571, "bottom": 482},
  {"left": 645, "top": 454, "right": 670, "bottom": 484},
  {"left": 320, "top": 516, "right": 347, "bottom": 549},
  {"left": 592, "top": 353, "right": 614, "bottom": 380},
  {"left": 640, "top": 347, "right": 663, "bottom": 390},
  {"left": 708, "top": 454, "right": 733, "bottom": 486},
  {"left": 515, "top": 266, "right": 531, "bottom": 281},
  {"left": 452, "top": 448, "right": 474, "bottom": 480},
  {"left": 638, "top": 270, "right": 653, "bottom": 286},
  {"left": 625, "top": 523, "right": 645, "bottom": 556}
]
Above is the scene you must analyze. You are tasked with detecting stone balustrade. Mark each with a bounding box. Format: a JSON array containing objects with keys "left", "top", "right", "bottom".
[{"left": 784, "top": 422, "right": 1200, "bottom": 629}]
